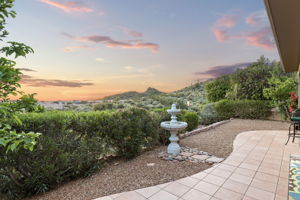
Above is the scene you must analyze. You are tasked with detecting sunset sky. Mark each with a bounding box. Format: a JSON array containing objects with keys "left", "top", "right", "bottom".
[{"left": 8, "top": 0, "right": 279, "bottom": 101}]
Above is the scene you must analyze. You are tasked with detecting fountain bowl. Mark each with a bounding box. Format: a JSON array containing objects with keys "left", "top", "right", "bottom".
[{"left": 160, "top": 121, "right": 187, "bottom": 131}]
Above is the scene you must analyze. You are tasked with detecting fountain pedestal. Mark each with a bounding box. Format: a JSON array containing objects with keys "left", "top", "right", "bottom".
[
  {"left": 167, "top": 130, "right": 180, "bottom": 155},
  {"left": 160, "top": 104, "right": 188, "bottom": 156}
]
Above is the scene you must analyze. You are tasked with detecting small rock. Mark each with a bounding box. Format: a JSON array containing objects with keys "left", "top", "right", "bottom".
[
  {"left": 180, "top": 152, "right": 193, "bottom": 157},
  {"left": 113, "top": 162, "right": 119, "bottom": 166},
  {"left": 192, "top": 155, "right": 210, "bottom": 161},
  {"left": 146, "top": 163, "right": 155, "bottom": 167},
  {"left": 206, "top": 156, "right": 224, "bottom": 163}
]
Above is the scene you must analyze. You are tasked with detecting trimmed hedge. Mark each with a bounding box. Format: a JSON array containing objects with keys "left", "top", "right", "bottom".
[
  {"left": 214, "top": 99, "right": 272, "bottom": 120},
  {"left": 182, "top": 112, "right": 199, "bottom": 131},
  {"left": 0, "top": 108, "right": 159, "bottom": 199}
]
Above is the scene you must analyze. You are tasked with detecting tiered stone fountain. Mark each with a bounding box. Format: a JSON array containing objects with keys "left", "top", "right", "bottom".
[{"left": 160, "top": 104, "right": 187, "bottom": 156}]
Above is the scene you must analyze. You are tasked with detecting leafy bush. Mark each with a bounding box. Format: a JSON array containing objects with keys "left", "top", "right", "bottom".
[
  {"left": 182, "top": 112, "right": 199, "bottom": 131},
  {"left": 151, "top": 108, "right": 170, "bottom": 145},
  {"left": 199, "top": 103, "right": 218, "bottom": 125},
  {"left": 110, "top": 108, "right": 159, "bottom": 158},
  {"left": 263, "top": 75, "right": 297, "bottom": 119},
  {"left": 0, "top": 108, "right": 159, "bottom": 199},
  {"left": 93, "top": 102, "right": 114, "bottom": 111},
  {"left": 214, "top": 99, "right": 272, "bottom": 120},
  {"left": 205, "top": 75, "right": 231, "bottom": 102}
]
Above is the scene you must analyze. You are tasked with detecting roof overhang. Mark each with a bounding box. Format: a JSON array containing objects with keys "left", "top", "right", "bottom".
[{"left": 264, "top": 0, "right": 300, "bottom": 72}]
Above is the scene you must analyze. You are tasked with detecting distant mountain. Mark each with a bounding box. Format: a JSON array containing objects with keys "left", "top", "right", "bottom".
[{"left": 102, "top": 87, "right": 164, "bottom": 100}]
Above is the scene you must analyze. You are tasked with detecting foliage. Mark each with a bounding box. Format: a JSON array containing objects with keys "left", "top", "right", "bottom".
[
  {"left": 14, "top": 93, "right": 44, "bottom": 112},
  {"left": 263, "top": 75, "right": 297, "bottom": 119},
  {"left": 182, "top": 112, "right": 199, "bottom": 131},
  {"left": 214, "top": 99, "right": 272, "bottom": 120},
  {"left": 0, "top": 0, "right": 40, "bottom": 153},
  {"left": 0, "top": 108, "right": 160, "bottom": 198},
  {"left": 205, "top": 75, "right": 231, "bottom": 102},
  {"left": 199, "top": 103, "right": 218, "bottom": 125},
  {"left": 93, "top": 102, "right": 114, "bottom": 111},
  {"left": 110, "top": 108, "right": 159, "bottom": 158},
  {"left": 229, "top": 56, "right": 281, "bottom": 100}
]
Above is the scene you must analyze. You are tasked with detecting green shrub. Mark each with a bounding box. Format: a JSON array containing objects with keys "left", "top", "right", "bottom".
[
  {"left": 0, "top": 108, "right": 159, "bottom": 199},
  {"left": 214, "top": 99, "right": 272, "bottom": 120},
  {"left": 151, "top": 108, "right": 170, "bottom": 145},
  {"left": 182, "top": 112, "right": 199, "bottom": 131},
  {"left": 110, "top": 108, "right": 159, "bottom": 159},
  {"left": 199, "top": 103, "right": 218, "bottom": 125}
]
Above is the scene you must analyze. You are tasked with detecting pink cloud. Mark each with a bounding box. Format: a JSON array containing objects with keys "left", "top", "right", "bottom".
[
  {"left": 243, "top": 27, "right": 275, "bottom": 50},
  {"left": 39, "top": 0, "right": 94, "bottom": 13},
  {"left": 215, "top": 14, "right": 238, "bottom": 28},
  {"left": 121, "top": 27, "right": 143, "bottom": 37},
  {"left": 62, "top": 33, "right": 159, "bottom": 53},
  {"left": 212, "top": 12, "right": 274, "bottom": 50},
  {"left": 64, "top": 45, "right": 94, "bottom": 52},
  {"left": 213, "top": 28, "right": 230, "bottom": 42},
  {"left": 245, "top": 11, "right": 267, "bottom": 25}
]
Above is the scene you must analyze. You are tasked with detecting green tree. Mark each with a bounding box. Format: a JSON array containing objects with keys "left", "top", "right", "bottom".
[
  {"left": 205, "top": 75, "right": 231, "bottom": 102},
  {"left": 263, "top": 75, "right": 297, "bottom": 119},
  {"left": 231, "top": 56, "right": 282, "bottom": 100},
  {"left": 0, "top": 0, "right": 40, "bottom": 152}
]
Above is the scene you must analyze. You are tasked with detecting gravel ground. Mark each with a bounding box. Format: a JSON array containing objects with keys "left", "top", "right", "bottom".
[{"left": 26, "top": 119, "right": 289, "bottom": 200}]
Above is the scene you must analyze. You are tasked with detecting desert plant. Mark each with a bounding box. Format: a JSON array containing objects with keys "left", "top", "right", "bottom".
[
  {"left": 199, "top": 103, "right": 218, "bottom": 125},
  {"left": 214, "top": 99, "right": 272, "bottom": 120}
]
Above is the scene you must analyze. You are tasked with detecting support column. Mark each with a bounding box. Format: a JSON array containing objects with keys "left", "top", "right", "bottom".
[{"left": 298, "top": 70, "right": 300, "bottom": 108}]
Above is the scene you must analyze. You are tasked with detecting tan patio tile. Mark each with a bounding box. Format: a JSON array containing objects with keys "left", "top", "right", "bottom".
[
  {"left": 239, "top": 163, "right": 259, "bottom": 171},
  {"left": 222, "top": 159, "right": 242, "bottom": 167},
  {"left": 94, "top": 196, "right": 114, "bottom": 200},
  {"left": 222, "top": 179, "right": 248, "bottom": 194},
  {"left": 149, "top": 190, "right": 178, "bottom": 200},
  {"left": 191, "top": 172, "right": 208, "bottom": 180},
  {"left": 245, "top": 187, "right": 275, "bottom": 200},
  {"left": 194, "top": 181, "right": 219, "bottom": 196},
  {"left": 254, "top": 171, "right": 278, "bottom": 183},
  {"left": 115, "top": 191, "right": 146, "bottom": 200},
  {"left": 216, "top": 164, "right": 236, "bottom": 172},
  {"left": 136, "top": 186, "right": 161, "bottom": 198},
  {"left": 243, "top": 158, "right": 262, "bottom": 166},
  {"left": 275, "top": 194, "right": 287, "bottom": 200},
  {"left": 164, "top": 182, "right": 190, "bottom": 197},
  {"left": 257, "top": 166, "right": 280, "bottom": 176},
  {"left": 203, "top": 167, "right": 215, "bottom": 173},
  {"left": 157, "top": 182, "right": 171, "bottom": 188},
  {"left": 276, "top": 177, "right": 288, "bottom": 197},
  {"left": 111, "top": 192, "right": 126, "bottom": 199},
  {"left": 181, "top": 189, "right": 211, "bottom": 200},
  {"left": 250, "top": 178, "right": 277, "bottom": 193},
  {"left": 242, "top": 196, "right": 257, "bottom": 200},
  {"left": 211, "top": 168, "right": 232, "bottom": 179},
  {"left": 279, "top": 169, "right": 289, "bottom": 178},
  {"left": 260, "top": 162, "right": 281, "bottom": 170},
  {"left": 213, "top": 188, "right": 244, "bottom": 200},
  {"left": 229, "top": 173, "right": 252, "bottom": 185},
  {"left": 202, "top": 174, "right": 226, "bottom": 186},
  {"left": 234, "top": 167, "right": 256, "bottom": 177},
  {"left": 177, "top": 176, "right": 200, "bottom": 188}
]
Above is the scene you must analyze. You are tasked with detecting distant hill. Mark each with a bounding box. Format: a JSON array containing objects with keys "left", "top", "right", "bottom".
[{"left": 103, "top": 87, "right": 164, "bottom": 100}]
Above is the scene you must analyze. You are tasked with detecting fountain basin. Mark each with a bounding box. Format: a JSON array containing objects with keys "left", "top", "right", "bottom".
[{"left": 160, "top": 121, "right": 187, "bottom": 131}]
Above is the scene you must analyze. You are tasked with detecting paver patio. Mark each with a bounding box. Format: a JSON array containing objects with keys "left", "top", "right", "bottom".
[{"left": 94, "top": 130, "right": 299, "bottom": 200}]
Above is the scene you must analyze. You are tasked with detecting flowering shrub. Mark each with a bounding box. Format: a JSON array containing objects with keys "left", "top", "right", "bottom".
[{"left": 289, "top": 92, "right": 298, "bottom": 113}]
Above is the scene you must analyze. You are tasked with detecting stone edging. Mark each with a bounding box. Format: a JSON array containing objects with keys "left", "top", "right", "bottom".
[{"left": 179, "top": 119, "right": 232, "bottom": 139}]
